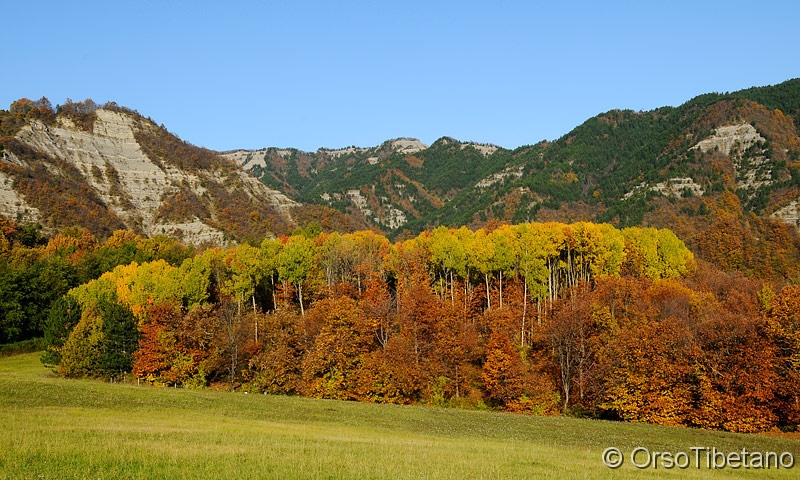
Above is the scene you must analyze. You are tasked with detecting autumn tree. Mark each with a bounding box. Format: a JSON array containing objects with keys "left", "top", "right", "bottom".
[
  {"left": 598, "top": 318, "right": 697, "bottom": 426},
  {"left": 244, "top": 309, "right": 302, "bottom": 394},
  {"left": 763, "top": 285, "right": 800, "bottom": 427},
  {"left": 693, "top": 313, "right": 778, "bottom": 432},
  {"left": 300, "top": 297, "right": 373, "bottom": 399},
  {"left": 277, "top": 235, "right": 316, "bottom": 315},
  {"left": 546, "top": 294, "right": 595, "bottom": 412},
  {"left": 481, "top": 329, "right": 523, "bottom": 408},
  {"left": 213, "top": 298, "right": 251, "bottom": 390},
  {"left": 133, "top": 302, "right": 210, "bottom": 387},
  {"left": 434, "top": 304, "right": 479, "bottom": 400},
  {"left": 133, "top": 303, "right": 175, "bottom": 382}
]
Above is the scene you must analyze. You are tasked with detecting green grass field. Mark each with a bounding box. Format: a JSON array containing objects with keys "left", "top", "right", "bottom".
[{"left": 1, "top": 353, "right": 798, "bottom": 479}]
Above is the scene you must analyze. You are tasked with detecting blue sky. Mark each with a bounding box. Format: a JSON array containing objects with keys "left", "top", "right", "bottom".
[{"left": 2, "top": 1, "right": 798, "bottom": 152}]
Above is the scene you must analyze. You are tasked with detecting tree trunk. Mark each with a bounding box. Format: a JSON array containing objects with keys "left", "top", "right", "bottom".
[
  {"left": 252, "top": 295, "right": 258, "bottom": 342},
  {"left": 485, "top": 274, "right": 491, "bottom": 310},
  {"left": 499, "top": 270, "right": 503, "bottom": 309},
  {"left": 298, "top": 282, "right": 305, "bottom": 316},
  {"left": 521, "top": 279, "right": 527, "bottom": 347},
  {"left": 271, "top": 274, "right": 277, "bottom": 311},
  {"left": 559, "top": 344, "right": 571, "bottom": 412},
  {"left": 455, "top": 364, "right": 460, "bottom": 398},
  {"left": 450, "top": 271, "right": 455, "bottom": 306}
]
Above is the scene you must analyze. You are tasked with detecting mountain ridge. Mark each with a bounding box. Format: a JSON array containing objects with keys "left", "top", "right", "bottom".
[
  {"left": 0, "top": 100, "right": 296, "bottom": 244},
  {"left": 1, "top": 80, "right": 799, "bottom": 281},
  {"left": 234, "top": 79, "right": 800, "bottom": 231},
  {"left": 230, "top": 78, "right": 800, "bottom": 281}
]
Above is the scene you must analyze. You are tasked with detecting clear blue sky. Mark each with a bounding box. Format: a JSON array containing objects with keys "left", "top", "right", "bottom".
[{"left": 2, "top": 1, "right": 798, "bottom": 152}]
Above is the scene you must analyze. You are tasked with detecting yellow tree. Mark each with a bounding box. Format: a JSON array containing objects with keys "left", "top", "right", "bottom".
[
  {"left": 277, "top": 235, "right": 316, "bottom": 316},
  {"left": 429, "top": 226, "right": 468, "bottom": 305},
  {"left": 656, "top": 228, "right": 695, "bottom": 278},
  {"left": 107, "top": 260, "right": 183, "bottom": 321},
  {"left": 300, "top": 297, "right": 372, "bottom": 399},
  {"left": 260, "top": 238, "right": 282, "bottom": 309},
  {"left": 178, "top": 254, "right": 213, "bottom": 309},
  {"left": 347, "top": 230, "right": 392, "bottom": 294},
  {"left": 466, "top": 228, "right": 496, "bottom": 310},
  {"left": 531, "top": 222, "right": 567, "bottom": 312},
  {"left": 513, "top": 223, "right": 549, "bottom": 344},
  {"left": 622, "top": 227, "right": 693, "bottom": 280},
  {"left": 223, "top": 244, "right": 268, "bottom": 341},
  {"left": 489, "top": 224, "right": 518, "bottom": 309},
  {"left": 598, "top": 318, "right": 697, "bottom": 426}
]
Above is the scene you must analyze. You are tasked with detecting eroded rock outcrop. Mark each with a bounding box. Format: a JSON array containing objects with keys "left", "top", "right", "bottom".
[{"left": 3, "top": 109, "right": 297, "bottom": 244}]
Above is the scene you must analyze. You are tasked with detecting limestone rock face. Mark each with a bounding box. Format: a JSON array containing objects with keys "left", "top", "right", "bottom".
[
  {"left": 17, "top": 111, "right": 172, "bottom": 233},
  {"left": 0, "top": 170, "right": 39, "bottom": 222},
  {"left": 771, "top": 200, "right": 800, "bottom": 227},
  {"left": 2, "top": 109, "right": 298, "bottom": 244},
  {"left": 387, "top": 138, "right": 427, "bottom": 155},
  {"left": 692, "top": 123, "right": 765, "bottom": 156},
  {"left": 691, "top": 123, "right": 774, "bottom": 194}
]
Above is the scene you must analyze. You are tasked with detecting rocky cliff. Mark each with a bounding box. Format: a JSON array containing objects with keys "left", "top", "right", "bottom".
[{"left": 0, "top": 105, "right": 297, "bottom": 244}]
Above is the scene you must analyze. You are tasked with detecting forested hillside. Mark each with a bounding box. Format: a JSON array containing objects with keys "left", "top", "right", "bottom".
[
  {"left": 237, "top": 79, "right": 800, "bottom": 283},
  {"left": 18, "top": 220, "right": 799, "bottom": 433}
]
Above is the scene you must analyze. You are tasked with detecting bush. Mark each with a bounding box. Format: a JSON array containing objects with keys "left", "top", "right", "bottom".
[{"left": 0, "top": 337, "right": 45, "bottom": 356}]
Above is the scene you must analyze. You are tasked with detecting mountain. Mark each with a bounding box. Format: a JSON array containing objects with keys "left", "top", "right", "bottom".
[
  {"left": 237, "top": 80, "right": 800, "bottom": 237},
  {"left": 235, "top": 79, "right": 800, "bottom": 280},
  {"left": 2, "top": 80, "right": 799, "bottom": 280},
  {"left": 0, "top": 99, "right": 297, "bottom": 244},
  {"left": 222, "top": 137, "right": 507, "bottom": 233}
]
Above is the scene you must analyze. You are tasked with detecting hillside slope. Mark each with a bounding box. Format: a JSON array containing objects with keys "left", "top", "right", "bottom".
[
  {"left": 238, "top": 79, "right": 800, "bottom": 280},
  {"left": 223, "top": 137, "right": 509, "bottom": 233},
  {"left": 0, "top": 100, "right": 297, "bottom": 243},
  {"left": 240, "top": 80, "right": 800, "bottom": 237},
  {"left": 3, "top": 80, "right": 799, "bottom": 278}
]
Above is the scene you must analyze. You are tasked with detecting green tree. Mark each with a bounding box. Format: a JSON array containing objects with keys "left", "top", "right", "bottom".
[
  {"left": 40, "top": 295, "right": 82, "bottom": 368},
  {"left": 0, "top": 253, "right": 77, "bottom": 343},
  {"left": 99, "top": 298, "right": 139, "bottom": 375},
  {"left": 59, "top": 309, "right": 105, "bottom": 378}
]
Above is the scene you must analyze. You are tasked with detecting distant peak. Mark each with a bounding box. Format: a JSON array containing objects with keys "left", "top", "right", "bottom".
[
  {"left": 433, "top": 136, "right": 459, "bottom": 145},
  {"left": 383, "top": 138, "right": 427, "bottom": 154}
]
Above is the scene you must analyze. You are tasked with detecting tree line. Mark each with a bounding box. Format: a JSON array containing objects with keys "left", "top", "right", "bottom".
[
  {"left": 28, "top": 220, "right": 800, "bottom": 432},
  {"left": 0, "top": 220, "right": 193, "bottom": 346},
  {"left": 5, "top": 215, "right": 799, "bottom": 432}
]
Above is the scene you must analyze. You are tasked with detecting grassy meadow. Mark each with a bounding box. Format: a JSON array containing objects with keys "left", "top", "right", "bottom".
[{"left": 1, "top": 352, "right": 798, "bottom": 479}]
